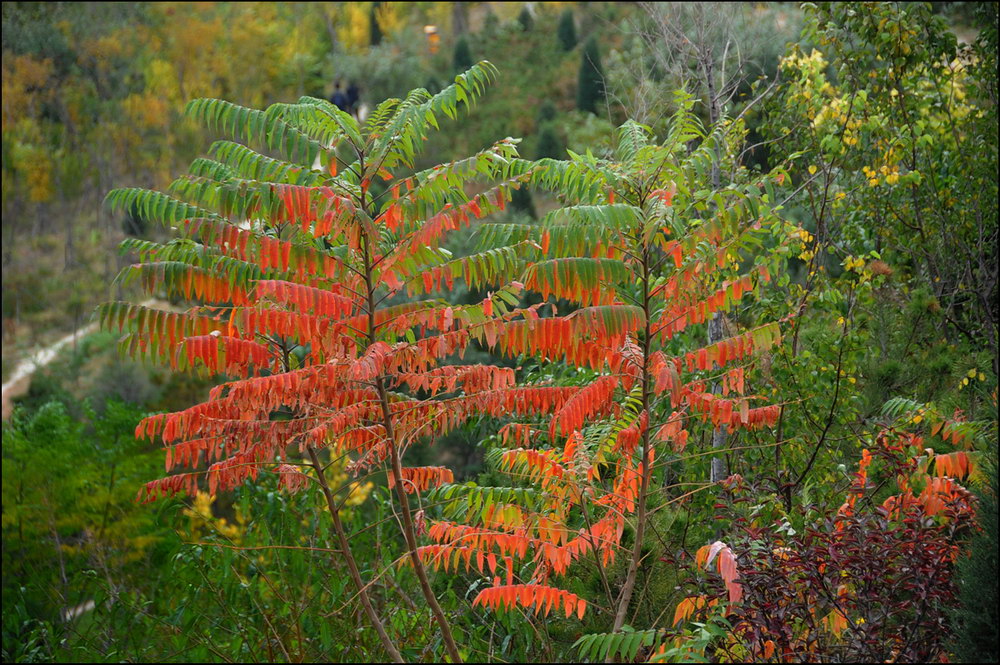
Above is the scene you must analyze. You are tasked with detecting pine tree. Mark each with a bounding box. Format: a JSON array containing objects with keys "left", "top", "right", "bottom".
[
  {"left": 518, "top": 5, "right": 533, "bottom": 32},
  {"left": 537, "top": 100, "right": 557, "bottom": 126},
  {"left": 453, "top": 36, "right": 473, "bottom": 73},
  {"left": 369, "top": 2, "right": 382, "bottom": 46},
  {"left": 557, "top": 9, "right": 577, "bottom": 51},
  {"left": 577, "top": 37, "right": 605, "bottom": 114},
  {"left": 535, "top": 123, "right": 562, "bottom": 160}
]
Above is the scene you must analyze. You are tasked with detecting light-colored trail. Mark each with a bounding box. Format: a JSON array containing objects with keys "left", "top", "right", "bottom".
[{"left": 2, "top": 299, "right": 164, "bottom": 420}]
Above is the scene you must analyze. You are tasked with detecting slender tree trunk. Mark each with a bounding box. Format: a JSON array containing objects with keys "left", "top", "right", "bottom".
[
  {"left": 452, "top": 3, "right": 469, "bottom": 35},
  {"left": 611, "top": 238, "right": 653, "bottom": 640},
  {"left": 375, "top": 377, "right": 462, "bottom": 663},
  {"left": 307, "top": 446, "right": 404, "bottom": 663},
  {"left": 708, "top": 314, "right": 728, "bottom": 483},
  {"left": 702, "top": 51, "right": 729, "bottom": 485},
  {"left": 64, "top": 207, "right": 75, "bottom": 270},
  {"left": 98, "top": 462, "right": 117, "bottom": 541},
  {"left": 323, "top": 10, "right": 338, "bottom": 54},
  {"left": 360, "top": 199, "right": 462, "bottom": 663}
]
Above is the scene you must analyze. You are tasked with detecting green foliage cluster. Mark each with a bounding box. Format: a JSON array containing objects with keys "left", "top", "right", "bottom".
[
  {"left": 1, "top": 401, "right": 448, "bottom": 661},
  {"left": 2, "top": 399, "right": 167, "bottom": 660}
]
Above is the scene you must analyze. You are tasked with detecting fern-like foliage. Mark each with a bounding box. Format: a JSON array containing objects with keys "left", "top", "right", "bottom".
[
  {"left": 573, "top": 628, "right": 663, "bottom": 662},
  {"left": 880, "top": 395, "right": 994, "bottom": 449}
]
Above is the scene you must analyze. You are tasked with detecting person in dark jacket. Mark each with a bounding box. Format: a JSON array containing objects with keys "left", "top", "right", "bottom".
[
  {"left": 346, "top": 81, "right": 360, "bottom": 116},
  {"left": 330, "top": 82, "right": 349, "bottom": 112}
]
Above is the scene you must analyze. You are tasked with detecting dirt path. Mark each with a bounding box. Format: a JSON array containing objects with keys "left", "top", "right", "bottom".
[
  {"left": 1, "top": 299, "right": 167, "bottom": 420},
  {"left": 2, "top": 322, "right": 99, "bottom": 420}
]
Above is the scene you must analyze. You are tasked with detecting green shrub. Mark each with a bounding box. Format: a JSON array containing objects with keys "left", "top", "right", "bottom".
[{"left": 483, "top": 9, "right": 499, "bottom": 36}]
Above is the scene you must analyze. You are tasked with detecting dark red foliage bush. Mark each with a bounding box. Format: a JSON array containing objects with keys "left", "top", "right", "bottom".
[{"left": 696, "top": 432, "right": 976, "bottom": 662}]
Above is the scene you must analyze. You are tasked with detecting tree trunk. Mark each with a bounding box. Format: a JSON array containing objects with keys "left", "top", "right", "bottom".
[
  {"left": 452, "top": 3, "right": 469, "bottom": 35},
  {"left": 307, "top": 446, "right": 404, "bottom": 663},
  {"left": 703, "top": 51, "right": 729, "bottom": 485}
]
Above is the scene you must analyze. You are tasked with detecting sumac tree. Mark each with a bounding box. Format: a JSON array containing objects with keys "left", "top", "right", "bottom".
[
  {"left": 100, "top": 62, "right": 560, "bottom": 663},
  {"left": 415, "top": 98, "right": 799, "bottom": 649}
]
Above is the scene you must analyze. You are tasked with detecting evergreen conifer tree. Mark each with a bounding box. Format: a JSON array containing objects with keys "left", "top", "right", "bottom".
[
  {"left": 576, "top": 37, "right": 604, "bottom": 114},
  {"left": 509, "top": 185, "right": 536, "bottom": 219},
  {"left": 535, "top": 123, "right": 562, "bottom": 160},
  {"left": 557, "top": 9, "right": 577, "bottom": 50},
  {"left": 518, "top": 6, "right": 533, "bottom": 32},
  {"left": 369, "top": 3, "right": 382, "bottom": 46},
  {"left": 537, "top": 100, "right": 557, "bottom": 126},
  {"left": 950, "top": 451, "right": 999, "bottom": 662},
  {"left": 453, "top": 36, "right": 473, "bottom": 73}
]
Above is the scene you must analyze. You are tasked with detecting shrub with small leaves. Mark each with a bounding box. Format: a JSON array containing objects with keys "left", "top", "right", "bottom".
[{"left": 691, "top": 431, "right": 978, "bottom": 662}]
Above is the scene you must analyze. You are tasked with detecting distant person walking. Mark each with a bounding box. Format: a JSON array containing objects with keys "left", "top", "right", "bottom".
[
  {"left": 330, "top": 81, "right": 349, "bottom": 112},
  {"left": 346, "top": 81, "right": 360, "bottom": 116}
]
